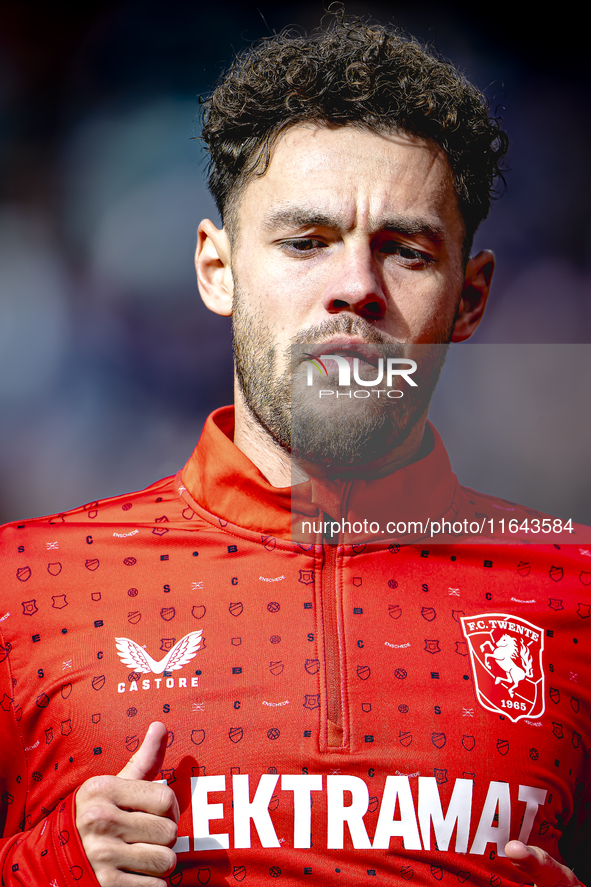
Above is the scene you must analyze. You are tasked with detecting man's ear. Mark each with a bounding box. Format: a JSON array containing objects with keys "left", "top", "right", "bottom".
[
  {"left": 195, "top": 219, "right": 234, "bottom": 317},
  {"left": 451, "top": 249, "right": 495, "bottom": 342}
]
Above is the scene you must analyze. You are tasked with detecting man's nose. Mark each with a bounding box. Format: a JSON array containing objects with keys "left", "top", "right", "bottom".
[{"left": 321, "top": 245, "right": 387, "bottom": 320}]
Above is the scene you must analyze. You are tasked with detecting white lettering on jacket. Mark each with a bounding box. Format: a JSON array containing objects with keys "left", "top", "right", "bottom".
[{"left": 171, "top": 774, "right": 546, "bottom": 855}]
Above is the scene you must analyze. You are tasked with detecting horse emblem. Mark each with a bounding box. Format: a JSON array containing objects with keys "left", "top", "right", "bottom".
[
  {"left": 460, "top": 613, "right": 545, "bottom": 722},
  {"left": 481, "top": 634, "right": 533, "bottom": 697}
]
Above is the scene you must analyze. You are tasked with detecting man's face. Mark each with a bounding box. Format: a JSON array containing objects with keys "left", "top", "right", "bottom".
[{"left": 210, "top": 124, "right": 486, "bottom": 469}]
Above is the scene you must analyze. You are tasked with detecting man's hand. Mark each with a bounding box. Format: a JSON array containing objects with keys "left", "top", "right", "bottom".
[
  {"left": 505, "top": 841, "right": 583, "bottom": 887},
  {"left": 76, "top": 721, "right": 179, "bottom": 887}
]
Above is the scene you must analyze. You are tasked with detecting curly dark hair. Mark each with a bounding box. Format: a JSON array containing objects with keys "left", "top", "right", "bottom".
[{"left": 201, "top": 10, "right": 508, "bottom": 254}]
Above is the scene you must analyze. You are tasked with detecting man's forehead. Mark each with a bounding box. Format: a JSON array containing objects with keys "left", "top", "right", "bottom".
[
  {"left": 236, "top": 123, "right": 460, "bottom": 234},
  {"left": 267, "top": 123, "right": 447, "bottom": 181}
]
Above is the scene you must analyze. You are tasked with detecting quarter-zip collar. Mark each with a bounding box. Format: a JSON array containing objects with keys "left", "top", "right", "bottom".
[{"left": 181, "top": 406, "right": 461, "bottom": 542}]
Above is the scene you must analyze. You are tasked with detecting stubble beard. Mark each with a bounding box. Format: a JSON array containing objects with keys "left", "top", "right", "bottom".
[{"left": 232, "top": 285, "right": 453, "bottom": 473}]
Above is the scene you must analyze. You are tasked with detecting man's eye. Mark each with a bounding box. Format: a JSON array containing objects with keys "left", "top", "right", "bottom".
[
  {"left": 381, "top": 242, "right": 431, "bottom": 265},
  {"left": 282, "top": 238, "right": 326, "bottom": 253}
]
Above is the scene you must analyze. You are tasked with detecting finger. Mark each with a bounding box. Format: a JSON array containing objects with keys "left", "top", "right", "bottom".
[
  {"left": 118, "top": 722, "right": 169, "bottom": 782},
  {"left": 83, "top": 807, "right": 178, "bottom": 847},
  {"left": 98, "top": 874, "right": 168, "bottom": 887},
  {"left": 79, "top": 775, "right": 179, "bottom": 821},
  {"left": 505, "top": 841, "right": 580, "bottom": 887},
  {"left": 114, "top": 810, "right": 178, "bottom": 847},
  {"left": 88, "top": 838, "right": 176, "bottom": 886},
  {"left": 108, "top": 840, "right": 176, "bottom": 878}
]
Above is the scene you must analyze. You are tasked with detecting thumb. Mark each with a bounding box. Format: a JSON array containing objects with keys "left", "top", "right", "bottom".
[
  {"left": 505, "top": 841, "right": 580, "bottom": 887},
  {"left": 117, "top": 721, "right": 169, "bottom": 781}
]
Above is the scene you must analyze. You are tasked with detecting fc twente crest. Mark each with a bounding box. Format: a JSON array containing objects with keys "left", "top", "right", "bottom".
[{"left": 460, "top": 613, "right": 545, "bottom": 723}]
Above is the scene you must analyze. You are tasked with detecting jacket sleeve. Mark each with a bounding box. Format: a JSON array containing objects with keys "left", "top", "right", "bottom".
[
  {"left": 0, "top": 790, "right": 101, "bottom": 887},
  {"left": 0, "top": 627, "right": 99, "bottom": 887}
]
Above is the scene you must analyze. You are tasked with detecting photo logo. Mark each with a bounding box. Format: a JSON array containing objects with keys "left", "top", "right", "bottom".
[
  {"left": 303, "top": 353, "right": 418, "bottom": 399},
  {"left": 304, "top": 355, "right": 329, "bottom": 379},
  {"left": 115, "top": 630, "right": 203, "bottom": 674},
  {"left": 460, "top": 613, "right": 544, "bottom": 722}
]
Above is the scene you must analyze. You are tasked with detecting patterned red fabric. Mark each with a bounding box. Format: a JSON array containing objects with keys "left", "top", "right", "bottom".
[{"left": 0, "top": 406, "right": 589, "bottom": 886}]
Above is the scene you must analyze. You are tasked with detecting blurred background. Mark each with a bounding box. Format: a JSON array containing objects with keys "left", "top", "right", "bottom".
[{"left": 0, "top": 0, "right": 590, "bottom": 524}]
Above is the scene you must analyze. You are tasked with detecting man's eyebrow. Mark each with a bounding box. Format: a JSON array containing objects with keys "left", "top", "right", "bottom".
[
  {"left": 262, "top": 207, "right": 445, "bottom": 243},
  {"left": 378, "top": 215, "right": 446, "bottom": 244},
  {"left": 262, "top": 208, "right": 339, "bottom": 231}
]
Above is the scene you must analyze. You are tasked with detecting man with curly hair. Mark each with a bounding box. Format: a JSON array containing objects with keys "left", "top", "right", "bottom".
[
  {"left": 197, "top": 14, "right": 506, "bottom": 480},
  {"left": 1, "top": 12, "right": 589, "bottom": 887}
]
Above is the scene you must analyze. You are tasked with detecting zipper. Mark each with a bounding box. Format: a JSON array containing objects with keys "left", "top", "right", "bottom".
[{"left": 320, "top": 541, "right": 349, "bottom": 750}]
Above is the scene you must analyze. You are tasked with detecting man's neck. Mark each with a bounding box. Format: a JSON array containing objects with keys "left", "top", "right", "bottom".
[{"left": 232, "top": 386, "right": 431, "bottom": 488}]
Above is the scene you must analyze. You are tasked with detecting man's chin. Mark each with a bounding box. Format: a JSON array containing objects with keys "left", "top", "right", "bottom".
[{"left": 289, "top": 407, "right": 415, "bottom": 475}]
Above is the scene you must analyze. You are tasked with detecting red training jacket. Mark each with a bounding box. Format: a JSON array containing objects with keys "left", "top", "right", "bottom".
[{"left": 0, "top": 406, "right": 590, "bottom": 886}]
